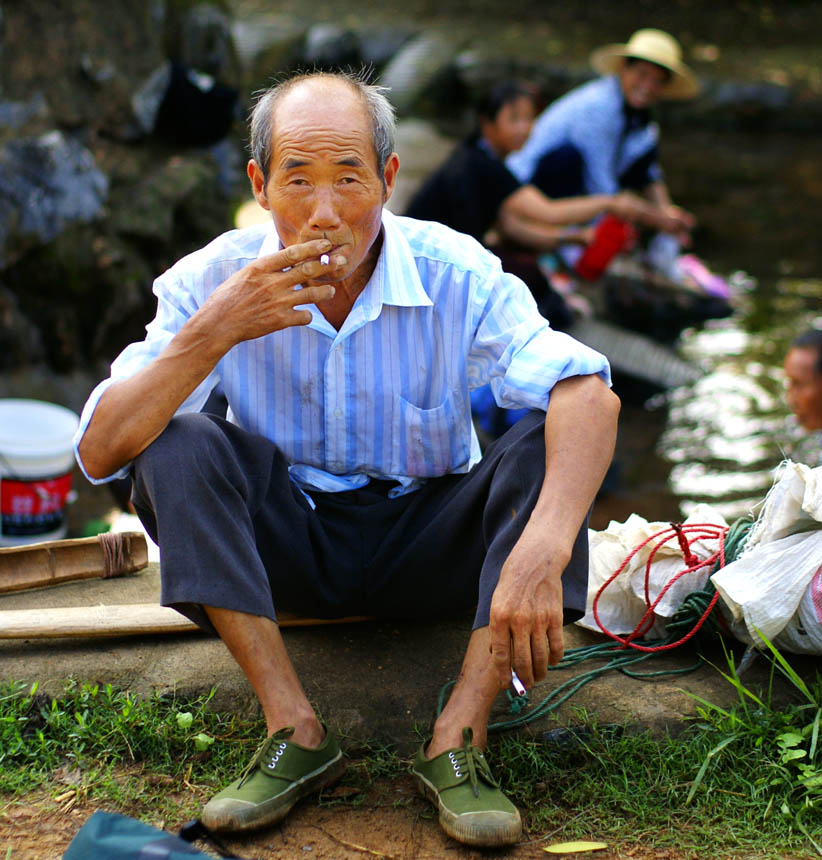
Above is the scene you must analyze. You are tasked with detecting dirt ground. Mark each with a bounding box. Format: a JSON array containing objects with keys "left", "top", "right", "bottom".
[{"left": 1, "top": 776, "right": 698, "bottom": 860}]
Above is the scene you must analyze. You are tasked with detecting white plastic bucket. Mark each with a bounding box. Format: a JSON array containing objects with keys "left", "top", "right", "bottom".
[{"left": 0, "top": 399, "right": 80, "bottom": 546}]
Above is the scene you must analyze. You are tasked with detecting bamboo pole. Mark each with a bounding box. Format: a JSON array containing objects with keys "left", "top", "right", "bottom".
[
  {"left": 0, "top": 604, "right": 372, "bottom": 639},
  {"left": 0, "top": 533, "right": 148, "bottom": 594}
]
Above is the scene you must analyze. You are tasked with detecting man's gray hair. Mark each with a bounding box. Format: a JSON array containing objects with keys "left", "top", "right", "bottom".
[{"left": 249, "top": 71, "right": 396, "bottom": 185}]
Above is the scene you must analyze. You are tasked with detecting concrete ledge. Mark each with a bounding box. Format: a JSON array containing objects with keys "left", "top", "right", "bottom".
[{"left": 1, "top": 563, "right": 814, "bottom": 755}]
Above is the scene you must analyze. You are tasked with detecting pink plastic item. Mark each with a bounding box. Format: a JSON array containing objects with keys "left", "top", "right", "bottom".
[{"left": 676, "top": 254, "right": 732, "bottom": 299}]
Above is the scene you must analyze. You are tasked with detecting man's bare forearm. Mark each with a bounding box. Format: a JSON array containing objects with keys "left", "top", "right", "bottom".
[
  {"left": 487, "top": 373, "right": 620, "bottom": 687},
  {"left": 531, "top": 374, "right": 620, "bottom": 542},
  {"left": 78, "top": 311, "right": 230, "bottom": 480}
]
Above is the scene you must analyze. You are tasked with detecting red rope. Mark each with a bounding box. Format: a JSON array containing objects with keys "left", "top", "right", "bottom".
[{"left": 592, "top": 522, "right": 729, "bottom": 653}]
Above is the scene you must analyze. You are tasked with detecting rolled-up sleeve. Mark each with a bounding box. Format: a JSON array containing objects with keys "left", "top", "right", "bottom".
[{"left": 467, "top": 265, "right": 611, "bottom": 411}]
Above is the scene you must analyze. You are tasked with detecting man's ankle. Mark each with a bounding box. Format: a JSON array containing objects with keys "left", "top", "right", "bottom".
[
  {"left": 267, "top": 715, "right": 325, "bottom": 748},
  {"left": 426, "top": 724, "right": 486, "bottom": 759}
]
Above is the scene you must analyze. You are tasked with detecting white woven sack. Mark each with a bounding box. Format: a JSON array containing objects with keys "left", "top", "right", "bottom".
[
  {"left": 579, "top": 504, "right": 727, "bottom": 637},
  {"left": 773, "top": 562, "right": 822, "bottom": 655},
  {"left": 746, "top": 460, "right": 822, "bottom": 548},
  {"left": 709, "top": 461, "right": 822, "bottom": 654},
  {"left": 712, "top": 530, "right": 822, "bottom": 649}
]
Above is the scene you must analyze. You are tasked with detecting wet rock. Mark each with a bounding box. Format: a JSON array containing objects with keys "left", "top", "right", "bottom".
[
  {"left": 131, "top": 61, "right": 241, "bottom": 146},
  {"left": 358, "top": 26, "right": 417, "bottom": 72},
  {"left": 379, "top": 33, "right": 467, "bottom": 117},
  {"left": 302, "top": 23, "right": 361, "bottom": 71},
  {"left": 0, "top": 287, "right": 45, "bottom": 372},
  {"left": 3, "top": 226, "right": 156, "bottom": 372},
  {"left": 0, "top": 93, "right": 50, "bottom": 137},
  {"left": 0, "top": 132, "right": 108, "bottom": 270},
  {"left": 132, "top": 62, "right": 175, "bottom": 137},
  {"left": 0, "top": 0, "right": 167, "bottom": 137},
  {"left": 230, "top": 13, "right": 307, "bottom": 87},
  {"left": 108, "top": 153, "right": 227, "bottom": 243}
]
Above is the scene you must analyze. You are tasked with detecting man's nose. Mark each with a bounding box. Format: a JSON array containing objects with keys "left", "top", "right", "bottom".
[{"left": 308, "top": 188, "right": 342, "bottom": 232}]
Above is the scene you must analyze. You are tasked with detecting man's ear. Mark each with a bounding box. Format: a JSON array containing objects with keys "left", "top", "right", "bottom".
[
  {"left": 247, "top": 159, "right": 271, "bottom": 211},
  {"left": 381, "top": 152, "right": 400, "bottom": 204}
]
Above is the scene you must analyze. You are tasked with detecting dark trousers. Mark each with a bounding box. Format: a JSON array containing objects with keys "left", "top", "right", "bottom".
[
  {"left": 531, "top": 142, "right": 659, "bottom": 199},
  {"left": 130, "top": 411, "right": 589, "bottom": 632}
]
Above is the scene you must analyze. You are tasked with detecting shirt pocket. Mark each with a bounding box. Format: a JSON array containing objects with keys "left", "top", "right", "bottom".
[{"left": 393, "top": 389, "right": 470, "bottom": 477}]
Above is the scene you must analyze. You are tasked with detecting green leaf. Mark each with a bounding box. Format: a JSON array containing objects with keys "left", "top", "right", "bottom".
[
  {"left": 809, "top": 709, "right": 820, "bottom": 761},
  {"left": 753, "top": 627, "right": 816, "bottom": 704},
  {"left": 194, "top": 733, "right": 214, "bottom": 751},
  {"left": 781, "top": 749, "right": 807, "bottom": 762}
]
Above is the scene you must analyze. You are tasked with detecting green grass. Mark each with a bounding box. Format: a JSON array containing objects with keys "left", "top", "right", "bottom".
[
  {"left": 1, "top": 639, "right": 821, "bottom": 858},
  {"left": 488, "top": 634, "right": 822, "bottom": 858},
  {"left": 0, "top": 679, "right": 261, "bottom": 820}
]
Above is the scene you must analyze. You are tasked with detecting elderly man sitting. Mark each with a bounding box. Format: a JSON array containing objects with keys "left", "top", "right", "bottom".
[{"left": 74, "top": 70, "right": 620, "bottom": 848}]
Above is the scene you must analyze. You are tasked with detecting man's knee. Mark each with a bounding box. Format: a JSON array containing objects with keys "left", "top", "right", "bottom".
[
  {"left": 134, "top": 413, "right": 221, "bottom": 473},
  {"left": 132, "top": 413, "right": 232, "bottom": 501},
  {"left": 485, "top": 410, "right": 546, "bottom": 464}
]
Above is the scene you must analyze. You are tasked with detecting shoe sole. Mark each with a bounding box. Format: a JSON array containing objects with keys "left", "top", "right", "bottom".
[
  {"left": 203, "top": 751, "right": 346, "bottom": 833},
  {"left": 412, "top": 771, "right": 522, "bottom": 847}
]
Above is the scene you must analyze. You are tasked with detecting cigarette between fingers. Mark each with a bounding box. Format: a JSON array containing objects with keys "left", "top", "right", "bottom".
[{"left": 320, "top": 254, "right": 330, "bottom": 266}]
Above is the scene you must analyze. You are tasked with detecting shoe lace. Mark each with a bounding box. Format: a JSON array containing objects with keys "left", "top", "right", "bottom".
[
  {"left": 449, "top": 727, "right": 497, "bottom": 798},
  {"left": 237, "top": 727, "right": 294, "bottom": 787}
]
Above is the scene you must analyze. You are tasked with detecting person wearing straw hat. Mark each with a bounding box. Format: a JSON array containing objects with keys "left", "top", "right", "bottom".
[{"left": 507, "top": 28, "right": 700, "bottom": 246}]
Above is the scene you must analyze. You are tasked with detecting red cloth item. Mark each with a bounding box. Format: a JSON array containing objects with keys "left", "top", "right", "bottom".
[{"left": 574, "top": 215, "right": 637, "bottom": 281}]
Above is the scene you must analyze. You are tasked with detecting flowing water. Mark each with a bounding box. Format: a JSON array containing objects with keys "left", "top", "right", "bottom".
[{"left": 600, "top": 128, "right": 822, "bottom": 528}]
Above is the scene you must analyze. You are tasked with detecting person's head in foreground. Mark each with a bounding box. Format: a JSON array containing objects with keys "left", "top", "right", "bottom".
[
  {"left": 784, "top": 328, "right": 822, "bottom": 431},
  {"left": 590, "top": 28, "right": 700, "bottom": 110}
]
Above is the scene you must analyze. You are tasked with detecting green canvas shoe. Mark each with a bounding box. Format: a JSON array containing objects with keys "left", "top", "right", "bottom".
[
  {"left": 411, "top": 727, "right": 522, "bottom": 846},
  {"left": 201, "top": 727, "right": 346, "bottom": 833}
]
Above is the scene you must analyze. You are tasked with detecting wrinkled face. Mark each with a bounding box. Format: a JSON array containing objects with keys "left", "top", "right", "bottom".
[
  {"left": 784, "top": 346, "right": 822, "bottom": 431},
  {"left": 250, "top": 79, "right": 398, "bottom": 289},
  {"left": 618, "top": 59, "right": 670, "bottom": 110},
  {"left": 482, "top": 95, "right": 536, "bottom": 157}
]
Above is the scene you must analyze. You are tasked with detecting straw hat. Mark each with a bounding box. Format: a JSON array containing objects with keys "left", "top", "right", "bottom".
[{"left": 590, "top": 28, "right": 700, "bottom": 100}]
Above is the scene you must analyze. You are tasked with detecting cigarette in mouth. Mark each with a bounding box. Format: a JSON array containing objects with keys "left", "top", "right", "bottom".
[
  {"left": 511, "top": 670, "right": 526, "bottom": 697},
  {"left": 320, "top": 253, "right": 330, "bottom": 266}
]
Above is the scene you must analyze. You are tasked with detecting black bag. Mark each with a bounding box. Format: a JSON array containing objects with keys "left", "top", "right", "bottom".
[{"left": 62, "top": 811, "right": 250, "bottom": 859}]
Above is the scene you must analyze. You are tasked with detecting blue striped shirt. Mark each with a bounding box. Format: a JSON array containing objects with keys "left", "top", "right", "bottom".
[
  {"left": 506, "top": 75, "right": 663, "bottom": 194},
  {"left": 74, "top": 209, "right": 610, "bottom": 495}
]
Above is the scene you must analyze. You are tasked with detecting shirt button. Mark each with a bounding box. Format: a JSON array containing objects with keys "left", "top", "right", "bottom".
[{"left": 334, "top": 408, "right": 343, "bottom": 418}]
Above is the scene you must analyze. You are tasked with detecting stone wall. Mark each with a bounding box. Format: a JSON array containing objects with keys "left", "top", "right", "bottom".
[{"left": 1, "top": 0, "right": 818, "bottom": 389}]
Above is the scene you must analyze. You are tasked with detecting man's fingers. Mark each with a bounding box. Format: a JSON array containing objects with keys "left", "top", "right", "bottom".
[
  {"left": 300, "top": 284, "right": 336, "bottom": 306},
  {"left": 488, "top": 621, "right": 512, "bottom": 688},
  {"left": 279, "top": 239, "right": 332, "bottom": 268},
  {"left": 299, "top": 254, "right": 347, "bottom": 280},
  {"left": 531, "top": 632, "right": 549, "bottom": 684},
  {"left": 511, "top": 629, "right": 535, "bottom": 690},
  {"left": 547, "top": 622, "right": 565, "bottom": 667}
]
